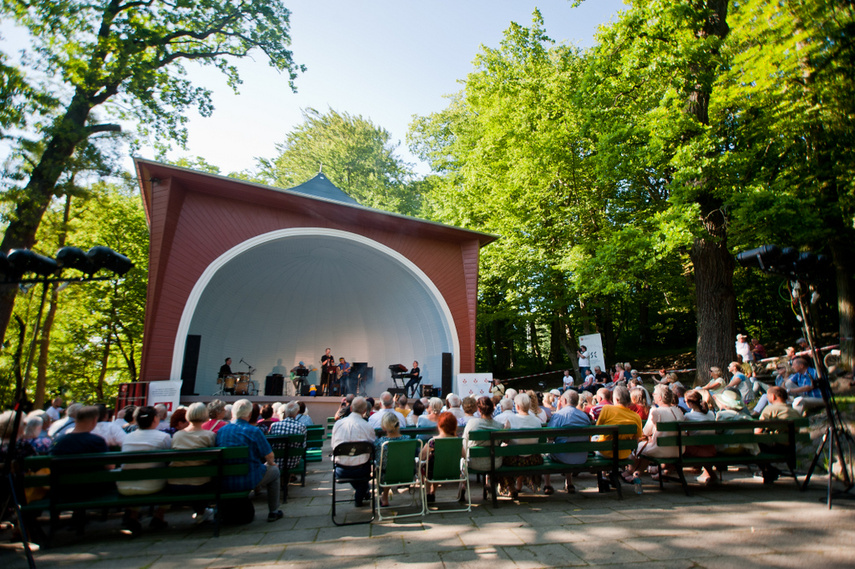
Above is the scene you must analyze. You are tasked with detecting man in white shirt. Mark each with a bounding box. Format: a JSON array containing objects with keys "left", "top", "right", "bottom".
[
  {"left": 444, "top": 393, "right": 466, "bottom": 420},
  {"left": 367, "top": 391, "right": 405, "bottom": 429},
  {"left": 46, "top": 397, "right": 64, "bottom": 422},
  {"left": 493, "top": 398, "right": 515, "bottom": 425},
  {"left": 562, "top": 371, "right": 574, "bottom": 392},
  {"left": 331, "top": 397, "right": 376, "bottom": 506},
  {"left": 92, "top": 404, "right": 127, "bottom": 447}
]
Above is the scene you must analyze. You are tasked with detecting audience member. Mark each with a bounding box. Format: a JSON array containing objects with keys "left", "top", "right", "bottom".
[
  {"left": 117, "top": 406, "right": 172, "bottom": 534},
  {"left": 460, "top": 396, "right": 477, "bottom": 427},
  {"left": 629, "top": 385, "right": 684, "bottom": 478},
  {"left": 202, "top": 400, "right": 228, "bottom": 432},
  {"left": 368, "top": 391, "right": 406, "bottom": 429},
  {"left": 331, "top": 397, "right": 375, "bottom": 507},
  {"left": 544, "top": 390, "right": 591, "bottom": 494},
  {"left": 498, "top": 393, "right": 543, "bottom": 497},
  {"left": 168, "top": 402, "right": 217, "bottom": 525},
  {"left": 463, "top": 397, "right": 505, "bottom": 473},
  {"left": 216, "top": 399, "right": 283, "bottom": 522},
  {"left": 407, "top": 399, "right": 425, "bottom": 427},
  {"left": 268, "top": 401, "right": 307, "bottom": 481},
  {"left": 48, "top": 403, "right": 82, "bottom": 439},
  {"left": 92, "top": 403, "right": 127, "bottom": 448},
  {"left": 698, "top": 367, "right": 726, "bottom": 394},
  {"left": 46, "top": 397, "right": 64, "bottom": 422},
  {"left": 375, "top": 412, "right": 410, "bottom": 507},
  {"left": 420, "top": 411, "right": 465, "bottom": 503}
]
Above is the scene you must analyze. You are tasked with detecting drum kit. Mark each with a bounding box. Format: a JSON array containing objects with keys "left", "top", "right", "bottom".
[{"left": 215, "top": 372, "right": 257, "bottom": 396}]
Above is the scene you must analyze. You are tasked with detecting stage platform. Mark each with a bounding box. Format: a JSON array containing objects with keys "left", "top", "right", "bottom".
[{"left": 179, "top": 394, "right": 349, "bottom": 425}]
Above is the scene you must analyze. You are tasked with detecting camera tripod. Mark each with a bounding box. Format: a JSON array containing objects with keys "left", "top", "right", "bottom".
[{"left": 790, "top": 280, "right": 854, "bottom": 508}]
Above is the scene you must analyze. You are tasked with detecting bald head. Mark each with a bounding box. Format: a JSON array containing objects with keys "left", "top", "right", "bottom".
[{"left": 351, "top": 397, "right": 369, "bottom": 416}]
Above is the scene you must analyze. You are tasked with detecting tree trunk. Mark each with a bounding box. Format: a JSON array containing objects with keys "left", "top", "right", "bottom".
[
  {"left": 690, "top": 208, "right": 736, "bottom": 386},
  {"left": 528, "top": 321, "right": 543, "bottom": 366},
  {"left": 97, "top": 336, "right": 111, "bottom": 401},
  {"left": 34, "top": 194, "right": 73, "bottom": 408},
  {"left": 831, "top": 240, "right": 855, "bottom": 371}
]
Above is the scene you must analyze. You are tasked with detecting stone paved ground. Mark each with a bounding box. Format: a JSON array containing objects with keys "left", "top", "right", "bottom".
[{"left": 3, "top": 454, "right": 854, "bottom": 569}]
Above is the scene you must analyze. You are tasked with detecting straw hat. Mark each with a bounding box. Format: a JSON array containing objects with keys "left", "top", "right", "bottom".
[{"left": 714, "top": 389, "right": 744, "bottom": 410}]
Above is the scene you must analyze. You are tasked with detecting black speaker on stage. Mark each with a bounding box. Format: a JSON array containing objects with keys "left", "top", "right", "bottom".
[
  {"left": 421, "top": 384, "right": 434, "bottom": 398},
  {"left": 265, "top": 374, "right": 284, "bottom": 396},
  {"left": 300, "top": 384, "right": 311, "bottom": 396},
  {"left": 441, "top": 352, "right": 452, "bottom": 396},
  {"left": 180, "top": 335, "right": 201, "bottom": 395}
]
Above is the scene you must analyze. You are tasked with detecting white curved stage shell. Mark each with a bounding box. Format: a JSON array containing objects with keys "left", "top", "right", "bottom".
[{"left": 172, "top": 228, "right": 458, "bottom": 395}]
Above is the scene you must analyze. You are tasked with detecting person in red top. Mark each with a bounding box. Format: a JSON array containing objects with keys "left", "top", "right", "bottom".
[{"left": 201, "top": 399, "right": 228, "bottom": 433}]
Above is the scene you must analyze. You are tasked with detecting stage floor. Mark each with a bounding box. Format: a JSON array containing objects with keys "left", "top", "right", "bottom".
[{"left": 179, "top": 394, "right": 346, "bottom": 426}]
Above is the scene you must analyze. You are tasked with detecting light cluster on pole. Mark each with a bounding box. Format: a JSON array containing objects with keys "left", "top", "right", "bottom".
[{"left": 0, "top": 246, "right": 133, "bottom": 283}]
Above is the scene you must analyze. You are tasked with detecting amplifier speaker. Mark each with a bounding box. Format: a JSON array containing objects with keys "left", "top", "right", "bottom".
[
  {"left": 265, "top": 374, "right": 284, "bottom": 396},
  {"left": 421, "top": 384, "right": 434, "bottom": 398},
  {"left": 441, "top": 352, "right": 453, "bottom": 397},
  {"left": 300, "top": 384, "right": 311, "bottom": 396},
  {"left": 180, "top": 335, "right": 201, "bottom": 395}
]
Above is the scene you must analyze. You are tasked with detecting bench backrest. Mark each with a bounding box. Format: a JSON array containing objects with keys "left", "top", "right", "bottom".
[
  {"left": 22, "top": 447, "right": 251, "bottom": 490},
  {"left": 467, "top": 424, "right": 638, "bottom": 461},
  {"left": 654, "top": 419, "right": 810, "bottom": 448}
]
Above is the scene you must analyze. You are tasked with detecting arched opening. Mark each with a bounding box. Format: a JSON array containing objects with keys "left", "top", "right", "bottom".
[{"left": 172, "top": 228, "right": 458, "bottom": 394}]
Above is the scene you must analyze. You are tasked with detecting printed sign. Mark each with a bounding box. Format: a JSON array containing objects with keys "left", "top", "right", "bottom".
[
  {"left": 147, "top": 380, "right": 183, "bottom": 411},
  {"left": 456, "top": 373, "right": 494, "bottom": 397},
  {"left": 578, "top": 333, "right": 605, "bottom": 372}
]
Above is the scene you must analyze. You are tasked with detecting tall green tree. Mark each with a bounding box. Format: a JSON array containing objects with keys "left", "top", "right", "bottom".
[
  {"left": 256, "top": 108, "right": 419, "bottom": 215},
  {"left": 0, "top": 0, "right": 304, "bottom": 347},
  {"left": 717, "top": 0, "right": 855, "bottom": 368},
  {"left": 581, "top": 0, "right": 736, "bottom": 383}
]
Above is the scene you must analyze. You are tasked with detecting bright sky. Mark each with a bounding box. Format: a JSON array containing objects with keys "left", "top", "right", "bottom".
[
  {"left": 161, "top": 0, "right": 627, "bottom": 177},
  {"left": 1, "top": 1, "right": 627, "bottom": 178}
]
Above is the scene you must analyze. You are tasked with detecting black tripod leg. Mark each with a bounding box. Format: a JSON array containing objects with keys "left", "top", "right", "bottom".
[
  {"left": 802, "top": 427, "right": 829, "bottom": 492},
  {"left": 6, "top": 474, "right": 37, "bottom": 569}
]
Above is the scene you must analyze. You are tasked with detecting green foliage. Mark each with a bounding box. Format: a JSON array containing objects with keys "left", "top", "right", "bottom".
[
  {"left": 255, "top": 108, "right": 419, "bottom": 215},
  {"left": 0, "top": 183, "right": 148, "bottom": 408}
]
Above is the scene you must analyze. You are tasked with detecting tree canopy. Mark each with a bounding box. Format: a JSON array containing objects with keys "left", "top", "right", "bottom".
[
  {"left": 256, "top": 107, "right": 419, "bottom": 216},
  {"left": 0, "top": 0, "right": 304, "bottom": 347}
]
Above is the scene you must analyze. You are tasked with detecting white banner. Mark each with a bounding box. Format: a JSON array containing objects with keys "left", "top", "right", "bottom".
[
  {"left": 147, "top": 380, "right": 183, "bottom": 411},
  {"left": 455, "top": 373, "right": 493, "bottom": 398},
  {"left": 579, "top": 333, "right": 605, "bottom": 372}
]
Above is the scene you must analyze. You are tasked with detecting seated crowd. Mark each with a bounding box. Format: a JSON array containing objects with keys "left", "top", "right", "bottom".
[
  {"left": 0, "top": 397, "right": 324, "bottom": 536},
  {"left": 0, "top": 348, "right": 823, "bottom": 535}
]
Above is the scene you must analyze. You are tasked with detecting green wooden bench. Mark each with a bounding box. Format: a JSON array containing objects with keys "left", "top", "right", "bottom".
[
  {"left": 468, "top": 424, "right": 639, "bottom": 507},
  {"left": 21, "top": 446, "right": 251, "bottom": 545},
  {"left": 374, "top": 426, "right": 439, "bottom": 438},
  {"left": 267, "top": 433, "right": 307, "bottom": 502},
  {"left": 641, "top": 418, "right": 810, "bottom": 495},
  {"left": 305, "top": 425, "right": 325, "bottom": 467}
]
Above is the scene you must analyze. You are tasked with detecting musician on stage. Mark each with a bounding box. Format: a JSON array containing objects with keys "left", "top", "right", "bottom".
[
  {"left": 338, "top": 357, "right": 353, "bottom": 395},
  {"left": 320, "top": 348, "right": 335, "bottom": 396},
  {"left": 290, "top": 361, "right": 308, "bottom": 395},
  {"left": 404, "top": 360, "right": 421, "bottom": 398},
  {"left": 219, "top": 357, "right": 235, "bottom": 395}
]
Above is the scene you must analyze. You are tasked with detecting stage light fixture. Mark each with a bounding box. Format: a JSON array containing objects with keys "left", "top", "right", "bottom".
[
  {"left": 7, "top": 249, "right": 59, "bottom": 277},
  {"left": 735, "top": 244, "right": 830, "bottom": 281},
  {"left": 86, "top": 246, "right": 133, "bottom": 276},
  {"left": 55, "top": 246, "right": 96, "bottom": 274}
]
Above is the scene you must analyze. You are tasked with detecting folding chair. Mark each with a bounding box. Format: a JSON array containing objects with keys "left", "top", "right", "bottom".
[
  {"left": 376, "top": 439, "right": 424, "bottom": 521},
  {"left": 331, "top": 441, "right": 375, "bottom": 526},
  {"left": 423, "top": 437, "right": 470, "bottom": 513}
]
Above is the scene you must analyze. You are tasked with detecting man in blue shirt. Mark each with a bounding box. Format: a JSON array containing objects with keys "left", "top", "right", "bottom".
[
  {"left": 543, "top": 390, "right": 591, "bottom": 494},
  {"left": 785, "top": 357, "right": 824, "bottom": 415},
  {"left": 216, "top": 399, "right": 283, "bottom": 522}
]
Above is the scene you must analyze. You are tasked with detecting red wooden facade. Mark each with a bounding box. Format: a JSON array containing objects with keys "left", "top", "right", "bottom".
[{"left": 135, "top": 159, "right": 494, "bottom": 383}]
